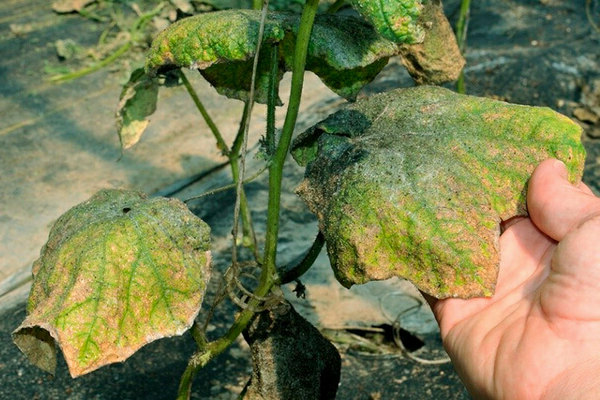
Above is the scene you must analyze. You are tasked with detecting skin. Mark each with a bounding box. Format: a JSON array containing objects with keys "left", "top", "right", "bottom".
[{"left": 427, "top": 159, "right": 600, "bottom": 399}]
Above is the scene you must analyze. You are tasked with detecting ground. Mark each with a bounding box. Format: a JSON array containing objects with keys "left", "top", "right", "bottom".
[{"left": 1, "top": 0, "right": 599, "bottom": 399}]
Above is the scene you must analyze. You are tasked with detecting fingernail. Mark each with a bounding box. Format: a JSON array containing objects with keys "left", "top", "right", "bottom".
[{"left": 552, "top": 159, "right": 568, "bottom": 178}]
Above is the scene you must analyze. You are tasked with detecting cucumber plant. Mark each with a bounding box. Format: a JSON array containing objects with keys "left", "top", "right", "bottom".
[{"left": 14, "top": 0, "right": 585, "bottom": 398}]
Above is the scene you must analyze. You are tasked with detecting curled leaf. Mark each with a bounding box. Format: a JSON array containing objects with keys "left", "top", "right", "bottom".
[
  {"left": 398, "top": 0, "right": 465, "bottom": 84},
  {"left": 145, "top": 10, "right": 400, "bottom": 102},
  {"left": 292, "top": 86, "right": 585, "bottom": 298},
  {"left": 116, "top": 68, "right": 159, "bottom": 150},
  {"left": 13, "top": 189, "right": 211, "bottom": 377}
]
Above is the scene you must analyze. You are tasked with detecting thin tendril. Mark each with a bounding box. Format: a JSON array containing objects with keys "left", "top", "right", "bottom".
[{"left": 231, "top": 0, "right": 270, "bottom": 265}]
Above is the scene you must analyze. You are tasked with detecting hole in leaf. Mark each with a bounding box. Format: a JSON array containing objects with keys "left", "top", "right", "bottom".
[{"left": 122, "top": 207, "right": 132, "bottom": 214}]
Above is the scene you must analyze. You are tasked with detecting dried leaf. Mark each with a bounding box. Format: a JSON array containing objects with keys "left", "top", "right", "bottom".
[
  {"left": 292, "top": 86, "right": 585, "bottom": 299},
  {"left": 170, "top": 0, "right": 194, "bottom": 14},
  {"left": 52, "top": 0, "right": 95, "bottom": 13},
  {"left": 398, "top": 0, "right": 465, "bottom": 84},
  {"left": 13, "top": 189, "right": 211, "bottom": 377},
  {"left": 145, "top": 10, "right": 400, "bottom": 102},
  {"left": 116, "top": 68, "right": 159, "bottom": 150}
]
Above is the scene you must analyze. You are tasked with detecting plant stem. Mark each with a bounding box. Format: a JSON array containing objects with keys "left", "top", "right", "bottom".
[
  {"left": 455, "top": 0, "right": 471, "bottom": 94},
  {"left": 50, "top": 40, "right": 132, "bottom": 82},
  {"left": 49, "top": 3, "right": 164, "bottom": 83},
  {"left": 179, "top": 71, "right": 229, "bottom": 154},
  {"left": 180, "top": 73, "right": 258, "bottom": 253},
  {"left": 265, "top": 44, "right": 279, "bottom": 157},
  {"left": 277, "top": 232, "right": 324, "bottom": 284},
  {"left": 327, "top": 0, "right": 346, "bottom": 14},
  {"left": 176, "top": 0, "right": 319, "bottom": 396},
  {"left": 231, "top": 101, "right": 251, "bottom": 156},
  {"left": 231, "top": 0, "right": 271, "bottom": 265},
  {"left": 262, "top": 0, "right": 319, "bottom": 283},
  {"left": 586, "top": 0, "right": 600, "bottom": 33}
]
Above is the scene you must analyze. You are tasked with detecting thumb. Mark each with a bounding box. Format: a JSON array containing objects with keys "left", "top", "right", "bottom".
[{"left": 527, "top": 159, "right": 600, "bottom": 241}]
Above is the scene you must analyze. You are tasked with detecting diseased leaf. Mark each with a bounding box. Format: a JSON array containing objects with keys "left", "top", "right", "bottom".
[
  {"left": 292, "top": 86, "right": 585, "bottom": 299},
  {"left": 398, "top": 0, "right": 465, "bottom": 84},
  {"left": 348, "top": 0, "right": 424, "bottom": 44},
  {"left": 13, "top": 189, "right": 211, "bottom": 377},
  {"left": 145, "top": 10, "right": 400, "bottom": 102},
  {"left": 295, "top": 14, "right": 399, "bottom": 101},
  {"left": 116, "top": 68, "right": 159, "bottom": 150}
]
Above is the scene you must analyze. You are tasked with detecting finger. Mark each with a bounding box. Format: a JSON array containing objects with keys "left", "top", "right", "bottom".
[
  {"left": 527, "top": 159, "right": 600, "bottom": 241},
  {"left": 541, "top": 214, "right": 600, "bottom": 322}
]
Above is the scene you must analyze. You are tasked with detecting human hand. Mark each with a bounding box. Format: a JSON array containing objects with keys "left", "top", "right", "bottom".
[{"left": 428, "top": 159, "right": 600, "bottom": 399}]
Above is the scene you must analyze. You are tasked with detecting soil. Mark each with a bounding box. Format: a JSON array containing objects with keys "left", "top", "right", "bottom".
[{"left": 1, "top": 0, "right": 599, "bottom": 399}]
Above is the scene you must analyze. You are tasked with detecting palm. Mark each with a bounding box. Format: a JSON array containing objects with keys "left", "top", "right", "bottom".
[{"left": 429, "top": 160, "right": 600, "bottom": 399}]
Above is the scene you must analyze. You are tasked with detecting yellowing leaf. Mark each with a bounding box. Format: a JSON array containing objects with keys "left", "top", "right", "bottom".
[
  {"left": 116, "top": 68, "right": 159, "bottom": 150},
  {"left": 13, "top": 189, "right": 211, "bottom": 377},
  {"left": 292, "top": 86, "right": 585, "bottom": 299},
  {"left": 348, "top": 0, "right": 424, "bottom": 43},
  {"left": 145, "top": 10, "right": 400, "bottom": 102}
]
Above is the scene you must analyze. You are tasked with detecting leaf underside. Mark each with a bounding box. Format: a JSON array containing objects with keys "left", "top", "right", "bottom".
[
  {"left": 292, "top": 86, "right": 585, "bottom": 299},
  {"left": 13, "top": 189, "right": 211, "bottom": 377},
  {"left": 116, "top": 68, "right": 159, "bottom": 150},
  {"left": 145, "top": 10, "right": 401, "bottom": 103}
]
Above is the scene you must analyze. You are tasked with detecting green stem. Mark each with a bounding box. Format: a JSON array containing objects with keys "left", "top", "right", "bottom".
[
  {"left": 180, "top": 74, "right": 258, "bottom": 253},
  {"left": 277, "top": 232, "right": 324, "bottom": 284},
  {"left": 190, "top": 321, "right": 208, "bottom": 349},
  {"left": 265, "top": 44, "right": 279, "bottom": 157},
  {"left": 455, "top": 0, "right": 470, "bottom": 51},
  {"left": 262, "top": 0, "right": 319, "bottom": 282},
  {"left": 184, "top": 166, "right": 268, "bottom": 202},
  {"left": 49, "top": 4, "right": 163, "bottom": 83},
  {"left": 326, "top": 0, "right": 346, "bottom": 14},
  {"left": 586, "top": 0, "right": 600, "bottom": 33},
  {"left": 455, "top": 0, "right": 471, "bottom": 94},
  {"left": 176, "top": 0, "right": 319, "bottom": 396},
  {"left": 49, "top": 40, "right": 132, "bottom": 82},
  {"left": 180, "top": 70, "right": 229, "bottom": 154},
  {"left": 77, "top": 5, "right": 109, "bottom": 23},
  {"left": 231, "top": 101, "right": 251, "bottom": 157}
]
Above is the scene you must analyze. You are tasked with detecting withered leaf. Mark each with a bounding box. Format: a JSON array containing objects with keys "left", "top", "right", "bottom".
[
  {"left": 145, "top": 10, "right": 400, "bottom": 102},
  {"left": 13, "top": 189, "right": 211, "bottom": 377},
  {"left": 116, "top": 68, "right": 159, "bottom": 150},
  {"left": 292, "top": 86, "right": 585, "bottom": 298}
]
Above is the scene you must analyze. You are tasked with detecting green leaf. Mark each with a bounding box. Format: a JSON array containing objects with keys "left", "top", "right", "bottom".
[
  {"left": 116, "top": 68, "right": 159, "bottom": 150},
  {"left": 348, "top": 0, "right": 424, "bottom": 44},
  {"left": 145, "top": 10, "right": 400, "bottom": 102},
  {"left": 13, "top": 189, "right": 211, "bottom": 377},
  {"left": 292, "top": 86, "right": 585, "bottom": 298}
]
